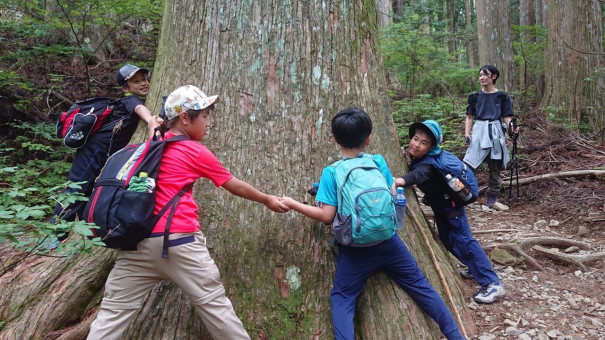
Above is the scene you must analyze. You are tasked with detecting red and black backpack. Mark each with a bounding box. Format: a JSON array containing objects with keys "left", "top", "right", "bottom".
[{"left": 83, "top": 133, "right": 193, "bottom": 257}]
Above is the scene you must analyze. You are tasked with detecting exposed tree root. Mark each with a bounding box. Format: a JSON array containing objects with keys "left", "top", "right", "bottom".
[
  {"left": 531, "top": 246, "right": 605, "bottom": 272},
  {"left": 484, "top": 236, "right": 592, "bottom": 271}
]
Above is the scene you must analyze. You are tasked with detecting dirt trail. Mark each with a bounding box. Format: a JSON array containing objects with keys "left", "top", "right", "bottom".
[{"left": 446, "top": 111, "right": 605, "bottom": 339}]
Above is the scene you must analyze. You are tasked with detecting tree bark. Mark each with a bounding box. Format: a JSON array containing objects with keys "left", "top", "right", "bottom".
[
  {"left": 0, "top": 1, "right": 476, "bottom": 339},
  {"left": 541, "top": 0, "right": 605, "bottom": 140},
  {"left": 476, "top": 0, "right": 515, "bottom": 93},
  {"left": 464, "top": 0, "right": 477, "bottom": 68},
  {"left": 376, "top": 0, "right": 392, "bottom": 27}
]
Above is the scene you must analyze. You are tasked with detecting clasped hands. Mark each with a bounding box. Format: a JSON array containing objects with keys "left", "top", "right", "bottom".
[{"left": 265, "top": 195, "right": 297, "bottom": 213}]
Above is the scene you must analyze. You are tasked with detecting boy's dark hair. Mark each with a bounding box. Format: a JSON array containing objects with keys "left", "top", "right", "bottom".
[
  {"left": 480, "top": 65, "right": 500, "bottom": 84},
  {"left": 331, "top": 107, "right": 372, "bottom": 148}
]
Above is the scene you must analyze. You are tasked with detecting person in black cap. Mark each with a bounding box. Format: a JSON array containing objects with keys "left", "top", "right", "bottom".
[
  {"left": 50, "top": 64, "right": 161, "bottom": 236},
  {"left": 395, "top": 120, "right": 505, "bottom": 304}
]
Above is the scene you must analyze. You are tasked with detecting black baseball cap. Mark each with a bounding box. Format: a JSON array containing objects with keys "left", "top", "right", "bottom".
[{"left": 116, "top": 64, "right": 149, "bottom": 86}]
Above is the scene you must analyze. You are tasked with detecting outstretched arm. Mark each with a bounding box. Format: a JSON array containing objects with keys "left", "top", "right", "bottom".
[
  {"left": 134, "top": 104, "right": 163, "bottom": 139},
  {"left": 221, "top": 177, "right": 289, "bottom": 213},
  {"left": 281, "top": 197, "right": 336, "bottom": 224}
]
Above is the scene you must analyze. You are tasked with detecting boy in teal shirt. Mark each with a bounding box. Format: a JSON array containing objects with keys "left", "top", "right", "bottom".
[{"left": 281, "top": 107, "right": 465, "bottom": 340}]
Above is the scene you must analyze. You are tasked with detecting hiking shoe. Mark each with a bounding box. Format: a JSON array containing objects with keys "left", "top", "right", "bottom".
[
  {"left": 486, "top": 193, "right": 498, "bottom": 208},
  {"left": 459, "top": 268, "right": 474, "bottom": 279},
  {"left": 473, "top": 283, "right": 505, "bottom": 303}
]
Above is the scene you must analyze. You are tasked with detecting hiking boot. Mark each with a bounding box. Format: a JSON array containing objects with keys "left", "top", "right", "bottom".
[
  {"left": 459, "top": 268, "right": 474, "bottom": 279},
  {"left": 473, "top": 283, "right": 505, "bottom": 303},
  {"left": 486, "top": 192, "right": 498, "bottom": 208}
]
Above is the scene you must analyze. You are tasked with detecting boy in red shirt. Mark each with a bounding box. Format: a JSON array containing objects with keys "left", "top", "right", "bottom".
[{"left": 87, "top": 85, "right": 288, "bottom": 340}]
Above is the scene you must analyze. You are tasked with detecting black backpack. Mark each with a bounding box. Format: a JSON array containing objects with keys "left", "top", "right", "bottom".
[
  {"left": 412, "top": 150, "right": 479, "bottom": 207},
  {"left": 82, "top": 133, "right": 193, "bottom": 257},
  {"left": 56, "top": 97, "right": 119, "bottom": 148}
]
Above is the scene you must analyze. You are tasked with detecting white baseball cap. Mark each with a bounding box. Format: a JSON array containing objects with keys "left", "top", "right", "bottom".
[{"left": 162, "top": 85, "right": 219, "bottom": 120}]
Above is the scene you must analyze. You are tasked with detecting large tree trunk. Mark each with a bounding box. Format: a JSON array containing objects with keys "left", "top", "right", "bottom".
[
  {"left": 541, "top": 0, "right": 605, "bottom": 140},
  {"left": 476, "top": 0, "right": 515, "bottom": 93},
  {"left": 0, "top": 1, "right": 476, "bottom": 339}
]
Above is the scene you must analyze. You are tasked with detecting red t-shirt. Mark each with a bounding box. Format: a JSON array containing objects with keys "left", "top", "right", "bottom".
[{"left": 152, "top": 132, "right": 233, "bottom": 233}]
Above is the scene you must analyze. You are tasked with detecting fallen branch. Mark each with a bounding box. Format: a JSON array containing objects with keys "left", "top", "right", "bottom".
[
  {"left": 531, "top": 245, "right": 605, "bottom": 271},
  {"left": 501, "top": 169, "right": 605, "bottom": 187},
  {"left": 406, "top": 207, "right": 468, "bottom": 338}
]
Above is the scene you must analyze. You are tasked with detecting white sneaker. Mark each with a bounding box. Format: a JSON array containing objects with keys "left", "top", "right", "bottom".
[{"left": 473, "top": 283, "right": 505, "bottom": 303}]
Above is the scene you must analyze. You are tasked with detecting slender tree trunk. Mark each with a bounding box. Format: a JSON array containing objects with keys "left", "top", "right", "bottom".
[
  {"left": 446, "top": 0, "right": 457, "bottom": 58},
  {"left": 0, "top": 1, "right": 477, "bottom": 339},
  {"left": 476, "top": 0, "right": 515, "bottom": 93},
  {"left": 541, "top": 0, "right": 605, "bottom": 139},
  {"left": 465, "top": 0, "right": 477, "bottom": 69},
  {"left": 518, "top": 0, "right": 535, "bottom": 92},
  {"left": 376, "top": 0, "right": 392, "bottom": 27}
]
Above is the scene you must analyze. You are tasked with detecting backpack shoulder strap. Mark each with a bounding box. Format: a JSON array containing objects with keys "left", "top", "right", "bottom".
[{"left": 152, "top": 181, "right": 195, "bottom": 258}]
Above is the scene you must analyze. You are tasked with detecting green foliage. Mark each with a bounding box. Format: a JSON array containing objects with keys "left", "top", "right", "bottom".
[
  {"left": 0, "top": 0, "right": 163, "bottom": 110},
  {"left": 0, "top": 166, "right": 104, "bottom": 262},
  {"left": 0, "top": 120, "right": 104, "bottom": 274},
  {"left": 379, "top": 3, "right": 476, "bottom": 97},
  {"left": 512, "top": 24, "right": 547, "bottom": 110}
]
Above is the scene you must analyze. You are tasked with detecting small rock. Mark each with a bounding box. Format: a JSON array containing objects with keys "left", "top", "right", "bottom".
[
  {"left": 506, "top": 326, "right": 523, "bottom": 336},
  {"left": 492, "top": 201, "right": 509, "bottom": 211},
  {"left": 549, "top": 219, "right": 560, "bottom": 227},
  {"left": 574, "top": 270, "right": 583, "bottom": 277},
  {"left": 534, "top": 219, "right": 548, "bottom": 229},
  {"left": 583, "top": 316, "right": 604, "bottom": 327},
  {"left": 546, "top": 329, "right": 559, "bottom": 338},
  {"left": 504, "top": 318, "right": 517, "bottom": 327},
  {"left": 564, "top": 246, "right": 579, "bottom": 253},
  {"left": 576, "top": 225, "right": 589, "bottom": 236},
  {"left": 478, "top": 335, "right": 497, "bottom": 340},
  {"left": 489, "top": 247, "right": 518, "bottom": 265},
  {"left": 532, "top": 275, "right": 539, "bottom": 282},
  {"left": 518, "top": 333, "right": 532, "bottom": 340}
]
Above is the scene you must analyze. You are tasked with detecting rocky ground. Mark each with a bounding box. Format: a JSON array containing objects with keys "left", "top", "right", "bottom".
[
  {"left": 460, "top": 199, "right": 605, "bottom": 340},
  {"left": 430, "top": 110, "right": 605, "bottom": 340}
]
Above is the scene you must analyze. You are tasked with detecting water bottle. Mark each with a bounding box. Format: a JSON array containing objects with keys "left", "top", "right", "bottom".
[
  {"left": 129, "top": 172, "right": 155, "bottom": 193},
  {"left": 308, "top": 182, "right": 319, "bottom": 197},
  {"left": 139, "top": 172, "right": 155, "bottom": 193},
  {"left": 394, "top": 187, "right": 406, "bottom": 230},
  {"left": 445, "top": 174, "right": 472, "bottom": 202}
]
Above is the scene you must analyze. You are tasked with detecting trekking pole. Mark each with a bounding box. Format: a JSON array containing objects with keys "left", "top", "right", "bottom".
[
  {"left": 514, "top": 134, "right": 520, "bottom": 203},
  {"left": 405, "top": 207, "right": 468, "bottom": 339},
  {"left": 508, "top": 119, "right": 520, "bottom": 205}
]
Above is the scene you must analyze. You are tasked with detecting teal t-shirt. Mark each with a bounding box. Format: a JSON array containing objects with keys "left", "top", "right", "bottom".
[{"left": 315, "top": 153, "right": 394, "bottom": 207}]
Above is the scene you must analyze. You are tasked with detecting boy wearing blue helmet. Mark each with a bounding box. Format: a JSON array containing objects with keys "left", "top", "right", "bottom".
[{"left": 395, "top": 120, "right": 505, "bottom": 304}]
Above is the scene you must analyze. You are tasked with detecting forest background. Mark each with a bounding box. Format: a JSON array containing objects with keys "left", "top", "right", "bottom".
[{"left": 0, "top": 0, "right": 604, "bottom": 339}]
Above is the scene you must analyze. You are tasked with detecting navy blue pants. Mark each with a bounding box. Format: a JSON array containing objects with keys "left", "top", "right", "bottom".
[
  {"left": 331, "top": 234, "right": 463, "bottom": 340},
  {"left": 434, "top": 207, "right": 500, "bottom": 288},
  {"left": 51, "top": 140, "right": 109, "bottom": 226}
]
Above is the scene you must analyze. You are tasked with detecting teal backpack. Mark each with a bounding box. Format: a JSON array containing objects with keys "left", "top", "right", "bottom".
[{"left": 331, "top": 153, "right": 397, "bottom": 246}]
